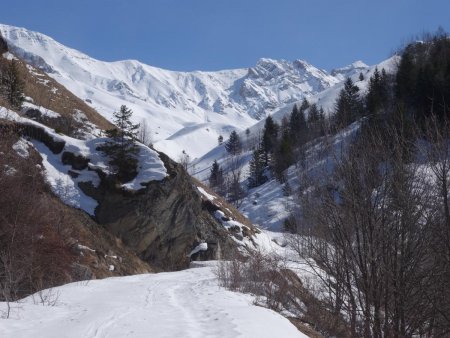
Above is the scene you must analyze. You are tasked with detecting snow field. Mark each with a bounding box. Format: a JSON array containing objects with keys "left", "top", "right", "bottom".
[{"left": 0, "top": 262, "right": 307, "bottom": 338}]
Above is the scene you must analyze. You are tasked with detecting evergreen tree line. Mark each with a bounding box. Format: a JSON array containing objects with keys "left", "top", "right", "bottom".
[
  {"left": 248, "top": 98, "right": 326, "bottom": 188},
  {"left": 289, "top": 30, "right": 450, "bottom": 337},
  {"left": 396, "top": 28, "right": 450, "bottom": 124},
  {"left": 209, "top": 30, "right": 450, "bottom": 335},
  {"left": 208, "top": 98, "right": 328, "bottom": 203},
  {"left": 210, "top": 30, "right": 450, "bottom": 204}
]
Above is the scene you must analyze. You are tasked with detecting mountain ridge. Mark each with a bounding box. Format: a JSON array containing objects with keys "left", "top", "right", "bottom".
[{"left": 0, "top": 23, "right": 369, "bottom": 160}]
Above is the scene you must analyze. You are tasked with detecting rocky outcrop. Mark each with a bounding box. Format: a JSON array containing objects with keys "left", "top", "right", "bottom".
[
  {"left": 3, "top": 120, "right": 246, "bottom": 270},
  {"left": 0, "top": 122, "right": 65, "bottom": 154},
  {"left": 81, "top": 152, "right": 238, "bottom": 270},
  {"left": 62, "top": 151, "right": 89, "bottom": 170}
]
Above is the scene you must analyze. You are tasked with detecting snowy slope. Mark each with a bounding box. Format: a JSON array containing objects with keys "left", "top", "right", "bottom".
[
  {"left": 0, "top": 262, "right": 307, "bottom": 338},
  {"left": 192, "top": 56, "right": 398, "bottom": 177},
  {"left": 192, "top": 56, "right": 399, "bottom": 230},
  {"left": 0, "top": 24, "right": 355, "bottom": 160},
  {"left": 0, "top": 107, "right": 167, "bottom": 215}
]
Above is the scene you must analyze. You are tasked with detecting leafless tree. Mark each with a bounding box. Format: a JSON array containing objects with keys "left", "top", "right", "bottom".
[
  {"left": 178, "top": 150, "right": 190, "bottom": 172},
  {"left": 422, "top": 116, "right": 450, "bottom": 335},
  {"left": 0, "top": 127, "right": 73, "bottom": 317},
  {"left": 137, "top": 118, "right": 153, "bottom": 147},
  {"left": 225, "top": 154, "right": 245, "bottom": 207},
  {"left": 290, "top": 120, "right": 443, "bottom": 337}
]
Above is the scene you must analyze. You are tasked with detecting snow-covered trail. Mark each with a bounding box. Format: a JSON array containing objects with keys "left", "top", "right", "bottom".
[{"left": 0, "top": 262, "right": 306, "bottom": 338}]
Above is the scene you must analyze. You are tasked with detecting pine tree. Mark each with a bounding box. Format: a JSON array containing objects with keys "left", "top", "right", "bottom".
[
  {"left": 273, "top": 117, "right": 294, "bottom": 180},
  {"left": 1, "top": 60, "right": 24, "bottom": 109},
  {"left": 262, "top": 115, "right": 279, "bottom": 165},
  {"left": 307, "top": 103, "right": 321, "bottom": 124},
  {"left": 395, "top": 49, "right": 415, "bottom": 103},
  {"left": 318, "top": 107, "right": 326, "bottom": 136},
  {"left": 248, "top": 146, "right": 267, "bottom": 188},
  {"left": 334, "top": 77, "right": 362, "bottom": 127},
  {"left": 366, "top": 67, "right": 389, "bottom": 115},
  {"left": 395, "top": 32, "right": 450, "bottom": 122},
  {"left": 99, "top": 105, "right": 140, "bottom": 182},
  {"left": 225, "top": 130, "right": 242, "bottom": 156},
  {"left": 209, "top": 160, "right": 225, "bottom": 194},
  {"left": 299, "top": 98, "right": 310, "bottom": 112},
  {"left": 218, "top": 135, "right": 223, "bottom": 145},
  {"left": 289, "top": 103, "right": 307, "bottom": 146}
]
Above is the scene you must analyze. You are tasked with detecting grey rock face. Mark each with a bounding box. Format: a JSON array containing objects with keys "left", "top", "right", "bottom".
[{"left": 82, "top": 152, "right": 235, "bottom": 270}]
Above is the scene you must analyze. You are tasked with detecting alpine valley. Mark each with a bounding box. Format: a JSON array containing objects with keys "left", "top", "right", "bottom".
[{"left": 2, "top": 21, "right": 450, "bottom": 338}]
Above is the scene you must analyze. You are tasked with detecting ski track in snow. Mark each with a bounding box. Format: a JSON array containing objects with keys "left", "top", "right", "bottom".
[{"left": 0, "top": 263, "right": 306, "bottom": 338}]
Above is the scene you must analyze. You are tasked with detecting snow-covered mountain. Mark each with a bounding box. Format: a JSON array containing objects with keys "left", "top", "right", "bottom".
[
  {"left": 0, "top": 24, "right": 363, "bottom": 159},
  {"left": 330, "top": 60, "right": 369, "bottom": 81},
  {"left": 192, "top": 55, "right": 399, "bottom": 230}
]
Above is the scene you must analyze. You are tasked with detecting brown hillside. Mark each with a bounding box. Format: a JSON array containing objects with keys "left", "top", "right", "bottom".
[
  {"left": 0, "top": 128, "right": 151, "bottom": 302},
  {"left": 0, "top": 53, "right": 113, "bottom": 131}
]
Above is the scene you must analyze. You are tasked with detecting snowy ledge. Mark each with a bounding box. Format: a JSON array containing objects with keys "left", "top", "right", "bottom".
[
  {"left": 121, "top": 142, "right": 167, "bottom": 190},
  {"left": 1, "top": 107, "right": 168, "bottom": 215}
]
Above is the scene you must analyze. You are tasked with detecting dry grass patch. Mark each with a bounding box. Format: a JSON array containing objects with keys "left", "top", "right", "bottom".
[{"left": 0, "top": 56, "right": 112, "bottom": 131}]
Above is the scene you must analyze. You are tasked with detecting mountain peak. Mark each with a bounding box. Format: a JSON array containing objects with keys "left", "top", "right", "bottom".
[{"left": 330, "top": 60, "right": 369, "bottom": 79}]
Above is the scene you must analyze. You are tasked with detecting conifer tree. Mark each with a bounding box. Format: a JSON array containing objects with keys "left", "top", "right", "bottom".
[
  {"left": 307, "top": 103, "right": 321, "bottom": 124},
  {"left": 209, "top": 160, "right": 225, "bottom": 193},
  {"left": 273, "top": 117, "right": 294, "bottom": 180},
  {"left": 366, "top": 67, "right": 389, "bottom": 114},
  {"left": 262, "top": 115, "right": 279, "bottom": 165},
  {"left": 289, "top": 103, "right": 307, "bottom": 146},
  {"left": 100, "top": 105, "right": 140, "bottom": 182},
  {"left": 248, "top": 146, "right": 266, "bottom": 188},
  {"left": 225, "top": 130, "right": 242, "bottom": 156},
  {"left": 299, "top": 98, "right": 310, "bottom": 112},
  {"left": 334, "top": 77, "right": 362, "bottom": 127},
  {"left": 218, "top": 135, "right": 223, "bottom": 145},
  {"left": 1, "top": 60, "right": 24, "bottom": 109}
]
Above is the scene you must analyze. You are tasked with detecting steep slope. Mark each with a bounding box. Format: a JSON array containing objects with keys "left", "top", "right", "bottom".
[
  {"left": 0, "top": 44, "right": 152, "bottom": 292},
  {"left": 0, "top": 24, "right": 350, "bottom": 159},
  {"left": 0, "top": 121, "right": 152, "bottom": 301},
  {"left": 1, "top": 45, "right": 265, "bottom": 276},
  {"left": 192, "top": 56, "right": 399, "bottom": 229},
  {"left": 1, "top": 103, "right": 262, "bottom": 270}
]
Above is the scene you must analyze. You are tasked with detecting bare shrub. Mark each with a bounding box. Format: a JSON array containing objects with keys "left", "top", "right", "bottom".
[
  {"left": 214, "top": 250, "right": 348, "bottom": 337},
  {"left": 291, "top": 118, "right": 450, "bottom": 337},
  {"left": 214, "top": 250, "right": 294, "bottom": 312},
  {"left": 32, "top": 288, "right": 60, "bottom": 307},
  {"left": 0, "top": 128, "right": 74, "bottom": 310}
]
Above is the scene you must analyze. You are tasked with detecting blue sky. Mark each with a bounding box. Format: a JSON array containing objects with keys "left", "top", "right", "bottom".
[{"left": 1, "top": 0, "right": 449, "bottom": 71}]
